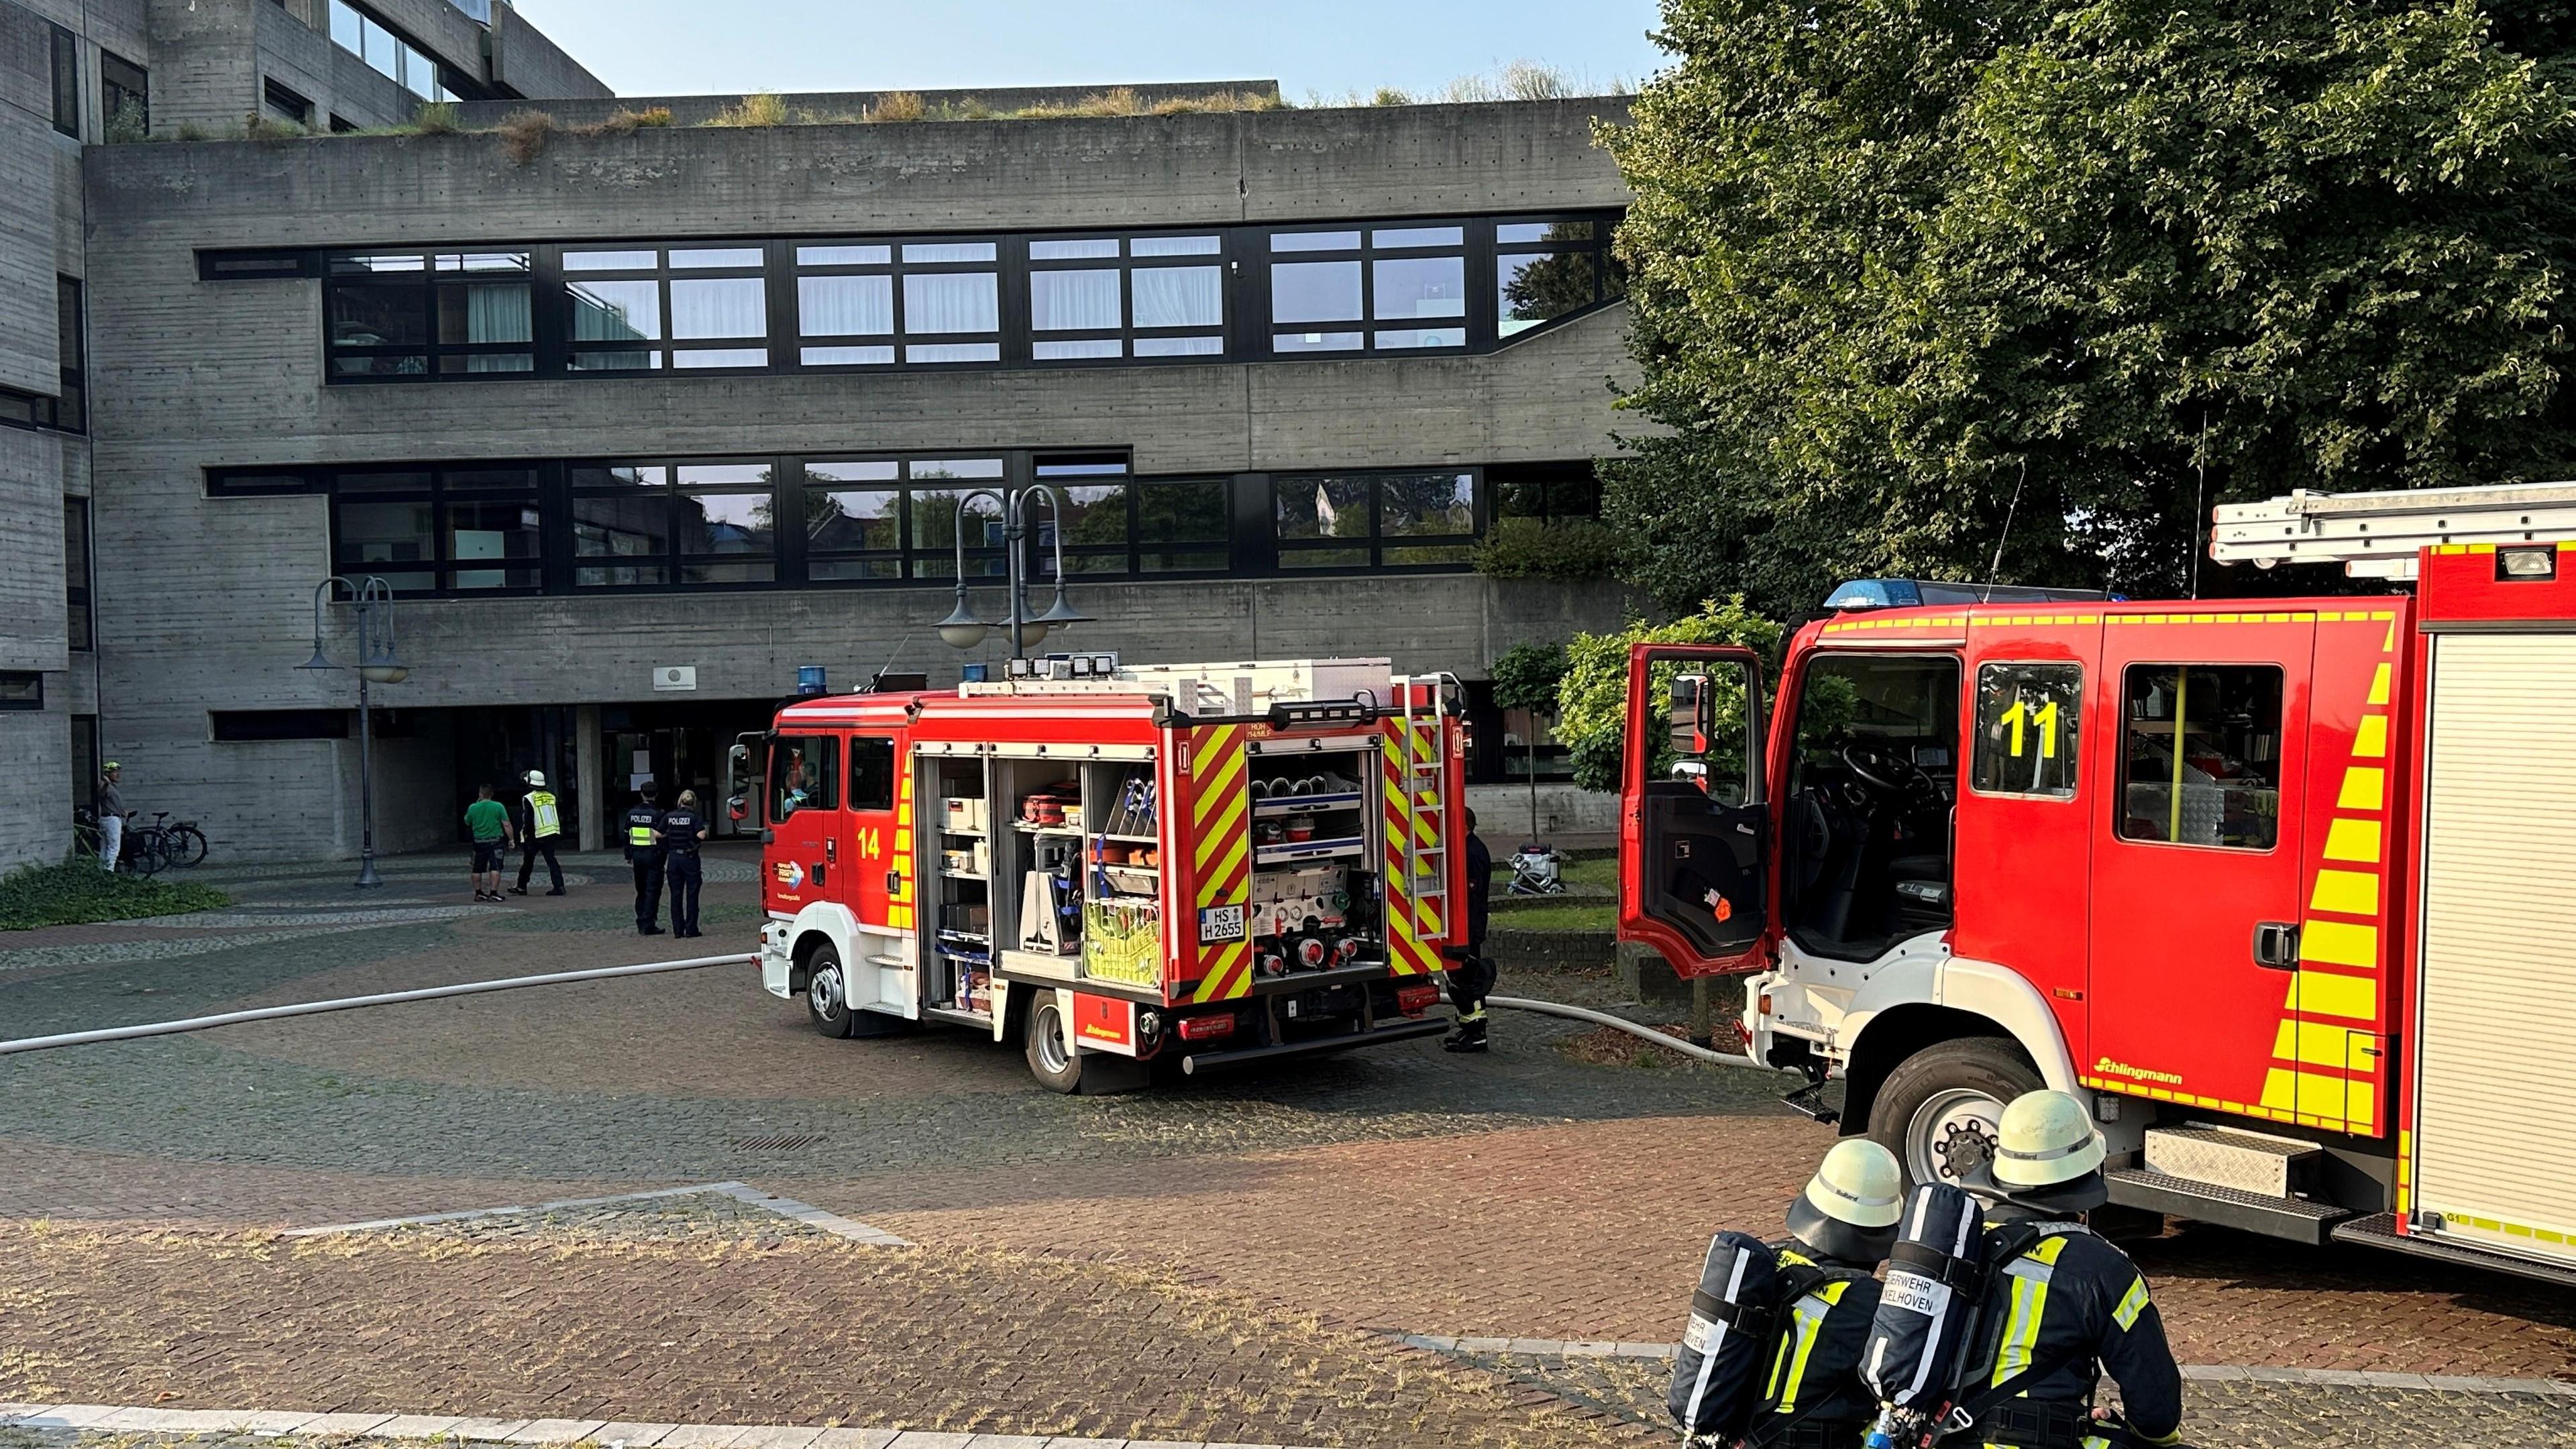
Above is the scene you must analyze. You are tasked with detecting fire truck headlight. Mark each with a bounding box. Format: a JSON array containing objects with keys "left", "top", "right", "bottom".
[{"left": 2500, "top": 546, "right": 2558, "bottom": 580}]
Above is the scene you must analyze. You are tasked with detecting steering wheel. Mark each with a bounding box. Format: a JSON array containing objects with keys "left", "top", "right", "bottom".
[{"left": 1841, "top": 741, "right": 1942, "bottom": 806}]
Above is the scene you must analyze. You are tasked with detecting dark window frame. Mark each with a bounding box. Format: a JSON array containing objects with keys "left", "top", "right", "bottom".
[
  {"left": 0, "top": 672, "right": 43, "bottom": 711},
  {"left": 326, "top": 250, "right": 537, "bottom": 379},
  {"left": 54, "top": 277, "right": 85, "bottom": 435},
  {"left": 329, "top": 464, "right": 544, "bottom": 595},
  {"left": 2112, "top": 662, "right": 2288, "bottom": 853},
  {"left": 1263, "top": 222, "right": 1477, "bottom": 357},
  {"left": 1493, "top": 214, "right": 1625, "bottom": 345},
  {"left": 1016, "top": 231, "right": 1229, "bottom": 368},
  {"left": 64, "top": 496, "right": 92, "bottom": 653},
  {"left": 1271, "top": 467, "right": 1483, "bottom": 572},
  {"left": 212, "top": 708, "right": 352, "bottom": 741},
  {"left": 568, "top": 458, "right": 786, "bottom": 592},
  {"left": 562, "top": 244, "right": 771, "bottom": 376},
  {"left": 100, "top": 50, "right": 147, "bottom": 138},
  {"left": 848, "top": 736, "right": 898, "bottom": 812},
  {"left": 263, "top": 77, "right": 315, "bottom": 127},
  {"left": 48, "top": 25, "right": 78, "bottom": 138},
  {"left": 1970, "top": 661, "right": 2084, "bottom": 801}
]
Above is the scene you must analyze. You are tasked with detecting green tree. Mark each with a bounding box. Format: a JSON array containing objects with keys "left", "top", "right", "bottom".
[
  {"left": 1556, "top": 598, "right": 1782, "bottom": 792},
  {"left": 1601, "top": 0, "right": 2576, "bottom": 620}
]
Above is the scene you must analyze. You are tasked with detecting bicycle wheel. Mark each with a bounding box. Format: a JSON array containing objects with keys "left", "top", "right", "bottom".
[
  {"left": 129, "top": 831, "right": 167, "bottom": 877},
  {"left": 166, "top": 825, "right": 209, "bottom": 868}
]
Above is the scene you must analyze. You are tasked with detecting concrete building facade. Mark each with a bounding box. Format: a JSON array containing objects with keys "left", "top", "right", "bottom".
[{"left": 41, "top": 24, "right": 1641, "bottom": 865}]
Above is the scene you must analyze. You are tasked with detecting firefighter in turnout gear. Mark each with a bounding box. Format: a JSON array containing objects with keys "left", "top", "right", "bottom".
[
  {"left": 1748, "top": 1139, "right": 1899, "bottom": 1448},
  {"left": 511, "top": 769, "right": 566, "bottom": 896},
  {"left": 625, "top": 782, "right": 668, "bottom": 936},
  {"left": 1955, "top": 1091, "right": 2184, "bottom": 1449}
]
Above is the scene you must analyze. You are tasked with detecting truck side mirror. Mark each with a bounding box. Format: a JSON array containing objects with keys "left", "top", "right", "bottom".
[
  {"left": 1669, "top": 674, "right": 1712, "bottom": 760},
  {"left": 728, "top": 743, "right": 750, "bottom": 765}
]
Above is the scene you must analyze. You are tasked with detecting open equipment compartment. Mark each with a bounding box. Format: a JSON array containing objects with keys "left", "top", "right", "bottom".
[
  {"left": 930, "top": 754, "right": 995, "bottom": 1022},
  {"left": 1244, "top": 739, "right": 1379, "bottom": 979}
]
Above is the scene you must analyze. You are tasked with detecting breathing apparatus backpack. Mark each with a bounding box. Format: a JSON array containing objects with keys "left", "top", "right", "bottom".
[
  {"left": 1860, "top": 1182, "right": 1992, "bottom": 1418},
  {"left": 1668, "top": 1230, "right": 1786, "bottom": 1441}
]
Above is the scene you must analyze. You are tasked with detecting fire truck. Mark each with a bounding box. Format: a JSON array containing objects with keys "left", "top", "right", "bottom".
[
  {"left": 755, "top": 655, "right": 1466, "bottom": 1092},
  {"left": 1619, "top": 482, "right": 2576, "bottom": 1287}
]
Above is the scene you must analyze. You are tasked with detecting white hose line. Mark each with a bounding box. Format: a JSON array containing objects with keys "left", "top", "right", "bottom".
[
  {"left": 0, "top": 952, "right": 755, "bottom": 1057},
  {"left": 1482, "top": 993, "right": 1797, "bottom": 1075}
]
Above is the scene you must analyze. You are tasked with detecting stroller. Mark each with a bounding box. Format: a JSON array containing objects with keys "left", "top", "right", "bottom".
[{"left": 1506, "top": 841, "right": 1566, "bottom": 895}]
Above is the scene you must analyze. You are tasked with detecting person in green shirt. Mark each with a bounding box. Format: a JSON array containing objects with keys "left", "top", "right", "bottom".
[{"left": 464, "top": 783, "right": 515, "bottom": 903}]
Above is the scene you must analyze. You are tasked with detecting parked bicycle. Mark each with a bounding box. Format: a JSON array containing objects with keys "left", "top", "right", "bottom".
[{"left": 125, "top": 812, "right": 208, "bottom": 875}]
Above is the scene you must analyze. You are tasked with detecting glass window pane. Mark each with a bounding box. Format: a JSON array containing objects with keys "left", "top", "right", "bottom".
[
  {"left": 444, "top": 467, "right": 539, "bottom": 491},
  {"left": 1499, "top": 251, "right": 1595, "bottom": 335},
  {"left": 1133, "top": 266, "right": 1222, "bottom": 329},
  {"left": 1135, "top": 335, "right": 1224, "bottom": 357},
  {"left": 1973, "top": 663, "right": 2083, "bottom": 798},
  {"left": 808, "top": 460, "right": 900, "bottom": 484},
  {"left": 684, "top": 559, "right": 775, "bottom": 585},
  {"left": 1276, "top": 476, "right": 1371, "bottom": 541},
  {"left": 676, "top": 464, "right": 768, "bottom": 488},
  {"left": 903, "top": 241, "right": 998, "bottom": 263},
  {"left": 2116, "top": 665, "right": 2284, "bottom": 849},
  {"left": 444, "top": 500, "right": 541, "bottom": 589},
  {"left": 670, "top": 276, "right": 765, "bottom": 339},
  {"left": 330, "top": 0, "right": 363, "bottom": 51},
  {"left": 333, "top": 253, "right": 426, "bottom": 275},
  {"left": 436, "top": 253, "right": 530, "bottom": 273},
  {"left": 339, "top": 500, "right": 435, "bottom": 572},
  {"left": 1374, "top": 256, "right": 1466, "bottom": 319},
  {"left": 331, "top": 355, "right": 428, "bottom": 378},
  {"left": 570, "top": 280, "right": 660, "bottom": 341},
  {"left": 570, "top": 350, "right": 661, "bottom": 371},
  {"left": 574, "top": 493, "right": 670, "bottom": 558},
  {"left": 401, "top": 44, "right": 435, "bottom": 98},
  {"left": 564, "top": 250, "right": 659, "bottom": 272},
  {"left": 1383, "top": 543, "right": 1472, "bottom": 566},
  {"left": 437, "top": 279, "right": 533, "bottom": 345},
  {"left": 1031, "top": 238, "right": 1120, "bottom": 260},
  {"left": 1273, "top": 231, "right": 1360, "bottom": 252},
  {"left": 1141, "top": 546, "right": 1228, "bottom": 573},
  {"left": 1030, "top": 269, "right": 1122, "bottom": 331},
  {"left": 810, "top": 557, "right": 903, "bottom": 581},
  {"left": 1499, "top": 219, "right": 1593, "bottom": 244},
  {"left": 1375, "top": 327, "right": 1466, "bottom": 349},
  {"left": 335, "top": 470, "right": 434, "bottom": 493},
  {"left": 437, "top": 354, "right": 535, "bottom": 374},
  {"left": 570, "top": 464, "right": 667, "bottom": 489},
  {"left": 803, "top": 345, "right": 896, "bottom": 366},
  {"left": 1373, "top": 225, "right": 1464, "bottom": 249},
  {"left": 669, "top": 247, "right": 763, "bottom": 269},
  {"left": 1271, "top": 261, "right": 1361, "bottom": 325},
  {"left": 910, "top": 491, "right": 1004, "bottom": 553},
  {"left": 903, "top": 272, "right": 998, "bottom": 333},
  {"left": 331, "top": 284, "right": 427, "bottom": 347},
  {"left": 1137, "top": 480, "right": 1227, "bottom": 545},
  {"left": 673, "top": 347, "right": 767, "bottom": 368},
  {"left": 679, "top": 490, "right": 776, "bottom": 555},
  {"left": 1381, "top": 472, "right": 1474, "bottom": 535},
  {"left": 1132, "top": 235, "right": 1222, "bottom": 256},
  {"left": 1035, "top": 339, "right": 1122, "bottom": 360},
  {"left": 1049, "top": 484, "right": 1130, "bottom": 555},
  {"left": 906, "top": 342, "right": 1000, "bottom": 363},
  {"left": 798, "top": 244, "right": 891, "bottom": 266},
  {"left": 1280, "top": 547, "right": 1367, "bottom": 570},
  {"left": 576, "top": 564, "right": 668, "bottom": 588},
  {"left": 809, "top": 490, "right": 902, "bottom": 551},
  {"left": 362, "top": 19, "right": 397, "bottom": 77},
  {"left": 1271, "top": 331, "right": 1361, "bottom": 353},
  {"left": 909, "top": 458, "right": 1005, "bottom": 480},
  {"left": 799, "top": 274, "right": 893, "bottom": 336}
]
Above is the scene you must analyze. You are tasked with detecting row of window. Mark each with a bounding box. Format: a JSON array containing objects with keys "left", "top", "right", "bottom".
[
  {"left": 208, "top": 453, "right": 1595, "bottom": 596},
  {"left": 280, "top": 213, "right": 1625, "bottom": 381},
  {"left": 49, "top": 25, "right": 148, "bottom": 141},
  {"left": 325, "top": 0, "right": 452, "bottom": 103},
  {"left": 1967, "top": 661, "right": 2284, "bottom": 850}
]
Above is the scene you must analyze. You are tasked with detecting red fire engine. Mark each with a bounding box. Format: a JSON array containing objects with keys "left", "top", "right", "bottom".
[
  {"left": 1619, "top": 482, "right": 2576, "bottom": 1286},
  {"left": 755, "top": 656, "right": 1466, "bottom": 1091}
]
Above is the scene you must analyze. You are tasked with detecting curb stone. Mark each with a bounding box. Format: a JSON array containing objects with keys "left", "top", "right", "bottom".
[{"left": 0, "top": 1408, "right": 1309, "bottom": 1449}]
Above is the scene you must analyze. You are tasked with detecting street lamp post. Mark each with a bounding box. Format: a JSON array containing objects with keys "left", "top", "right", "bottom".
[
  {"left": 932, "top": 484, "right": 1091, "bottom": 659},
  {"left": 299, "top": 576, "right": 409, "bottom": 888}
]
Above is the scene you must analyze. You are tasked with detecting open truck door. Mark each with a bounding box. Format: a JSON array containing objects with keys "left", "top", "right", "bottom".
[{"left": 1619, "top": 644, "right": 1772, "bottom": 974}]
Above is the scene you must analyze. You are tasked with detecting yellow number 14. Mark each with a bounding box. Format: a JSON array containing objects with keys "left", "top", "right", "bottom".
[{"left": 2000, "top": 698, "right": 2061, "bottom": 759}]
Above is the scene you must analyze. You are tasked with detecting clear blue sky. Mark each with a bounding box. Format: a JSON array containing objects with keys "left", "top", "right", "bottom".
[{"left": 505, "top": 0, "right": 1672, "bottom": 101}]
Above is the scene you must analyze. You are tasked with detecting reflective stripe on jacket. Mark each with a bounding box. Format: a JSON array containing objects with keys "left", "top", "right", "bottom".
[{"left": 1963, "top": 1222, "right": 2183, "bottom": 1448}]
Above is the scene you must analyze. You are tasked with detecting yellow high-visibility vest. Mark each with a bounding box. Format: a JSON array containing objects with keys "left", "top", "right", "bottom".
[{"left": 527, "top": 790, "right": 561, "bottom": 839}]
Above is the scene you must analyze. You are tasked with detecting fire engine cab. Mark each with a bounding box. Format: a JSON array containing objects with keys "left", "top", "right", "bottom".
[
  {"left": 756, "top": 656, "right": 1466, "bottom": 1092},
  {"left": 1620, "top": 482, "right": 2576, "bottom": 1287}
]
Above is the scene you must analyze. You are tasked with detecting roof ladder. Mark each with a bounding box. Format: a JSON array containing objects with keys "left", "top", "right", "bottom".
[{"left": 2210, "top": 482, "right": 2576, "bottom": 580}]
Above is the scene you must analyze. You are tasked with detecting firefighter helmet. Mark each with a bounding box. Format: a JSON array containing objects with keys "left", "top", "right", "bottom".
[
  {"left": 1785, "top": 1138, "right": 1903, "bottom": 1263},
  {"left": 524, "top": 769, "right": 547, "bottom": 788},
  {"left": 1989, "top": 1089, "right": 2109, "bottom": 1210}
]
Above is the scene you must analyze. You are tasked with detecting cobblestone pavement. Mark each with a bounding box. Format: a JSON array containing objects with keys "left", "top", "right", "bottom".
[
  {"left": 1, "top": 850, "right": 2571, "bottom": 1444},
  {"left": 1444, "top": 1348, "right": 2576, "bottom": 1448}
]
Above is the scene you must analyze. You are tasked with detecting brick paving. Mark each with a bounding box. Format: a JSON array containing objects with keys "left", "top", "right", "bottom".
[{"left": 0, "top": 849, "right": 2571, "bottom": 1446}]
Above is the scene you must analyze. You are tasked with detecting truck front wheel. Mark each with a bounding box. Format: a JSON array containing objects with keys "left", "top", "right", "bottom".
[
  {"left": 1867, "top": 1037, "right": 2042, "bottom": 1191},
  {"left": 805, "top": 943, "right": 855, "bottom": 1038},
  {"left": 1025, "top": 996, "right": 1082, "bottom": 1093}
]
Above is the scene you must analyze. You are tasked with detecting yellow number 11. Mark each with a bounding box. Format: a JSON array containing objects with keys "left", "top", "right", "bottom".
[{"left": 2000, "top": 697, "right": 2061, "bottom": 759}]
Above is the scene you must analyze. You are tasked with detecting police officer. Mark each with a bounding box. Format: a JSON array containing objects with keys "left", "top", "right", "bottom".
[
  {"left": 1444, "top": 808, "right": 1495, "bottom": 1052},
  {"left": 1954, "top": 1091, "right": 2184, "bottom": 1449},
  {"left": 658, "top": 788, "right": 710, "bottom": 938},
  {"left": 510, "top": 769, "right": 567, "bottom": 897},
  {"left": 1751, "top": 1138, "right": 1902, "bottom": 1448},
  {"left": 625, "top": 782, "right": 667, "bottom": 936}
]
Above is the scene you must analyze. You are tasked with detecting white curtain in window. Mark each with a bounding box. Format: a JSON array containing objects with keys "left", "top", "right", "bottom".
[
  {"left": 798, "top": 275, "right": 892, "bottom": 336},
  {"left": 671, "top": 278, "right": 767, "bottom": 340},
  {"left": 1134, "top": 266, "right": 1222, "bottom": 329},
  {"left": 904, "top": 272, "right": 998, "bottom": 335},
  {"left": 466, "top": 285, "right": 532, "bottom": 344},
  {"left": 1030, "top": 269, "right": 1121, "bottom": 331}
]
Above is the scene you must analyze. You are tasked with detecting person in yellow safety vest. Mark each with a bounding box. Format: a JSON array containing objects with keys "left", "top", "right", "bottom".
[
  {"left": 509, "top": 769, "right": 568, "bottom": 897},
  {"left": 625, "top": 781, "right": 668, "bottom": 936},
  {"left": 1953, "top": 1091, "right": 2184, "bottom": 1449},
  {"left": 1742, "top": 1139, "right": 1901, "bottom": 1449}
]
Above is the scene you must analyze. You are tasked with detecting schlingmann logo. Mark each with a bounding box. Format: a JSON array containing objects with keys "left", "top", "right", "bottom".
[{"left": 2094, "top": 1057, "right": 2184, "bottom": 1086}]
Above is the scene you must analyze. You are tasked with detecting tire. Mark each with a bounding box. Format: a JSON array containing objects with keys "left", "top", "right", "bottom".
[
  {"left": 1024, "top": 994, "right": 1083, "bottom": 1093},
  {"left": 166, "top": 826, "right": 208, "bottom": 868},
  {"left": 804, "top": 943, "right": 856, "bottom": 1038},
  {"left": 1867, "top": 1036, "right": 2044, "bottom": 1192},
  {"left": 129, "top": 833, "right": 166, "bottom": 878}
]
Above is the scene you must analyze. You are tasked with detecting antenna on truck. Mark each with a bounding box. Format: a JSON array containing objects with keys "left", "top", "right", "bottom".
[{"left": 1980, "top": 458, "right": 2028, "bottom": 603}]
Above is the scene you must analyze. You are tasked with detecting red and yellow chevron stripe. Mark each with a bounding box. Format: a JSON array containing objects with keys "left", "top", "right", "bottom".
[
  {"left": 1379, "top": 715, "right": 1444, "bottom": 977},
  {"left": 1187, "top": 724, "right": 1254, "bottom": 1004},
  {"left": 888, "top": 757, "right": 916, "bottom": 932}
]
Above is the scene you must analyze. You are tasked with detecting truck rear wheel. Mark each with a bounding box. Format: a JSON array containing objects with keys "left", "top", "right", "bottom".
[
  {"left": 1025, "top": 995, "right": 1082, "bottom": 1093},
  {"left": 806, "top": 943, "right": 856, "bottom": 1039},
  {"left": 1868, "top": 1037, "right": 2042, "bottom": 1191}
]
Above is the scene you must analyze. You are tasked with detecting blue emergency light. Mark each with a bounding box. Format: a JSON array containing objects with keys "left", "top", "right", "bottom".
[{"left": 796, "top": 665, "right": 828, "bottom": 695}]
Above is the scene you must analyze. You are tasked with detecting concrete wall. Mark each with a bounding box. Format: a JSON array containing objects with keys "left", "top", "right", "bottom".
[
  {"left": 80, "top": 101, "right": 1643, "bottom": 861},
  {"left": 486, "top": 1, "right": 610, "bottom": 104},
  {"left": 450, "top": 78, "right": 1280, "bottom": 129}
]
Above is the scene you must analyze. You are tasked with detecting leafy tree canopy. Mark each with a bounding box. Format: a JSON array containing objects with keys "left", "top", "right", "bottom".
[
  {"left": 1602, "top": 0, "right": 2576, "bottom": 620},
  {"left": 1556, "top": 597, "right": 1782, "bottom": 791}
]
